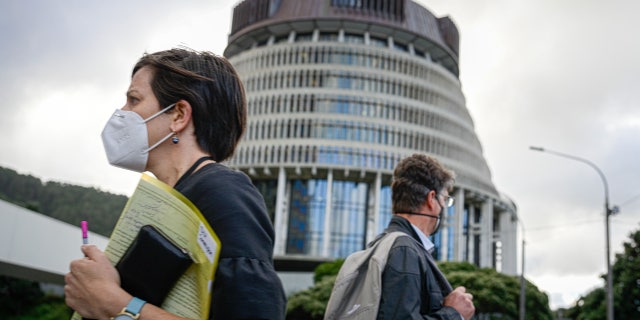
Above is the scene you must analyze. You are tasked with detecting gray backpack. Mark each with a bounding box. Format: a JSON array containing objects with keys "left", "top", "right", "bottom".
[{"left": 324, "top": 232, "right": 407, "bottom": 320}]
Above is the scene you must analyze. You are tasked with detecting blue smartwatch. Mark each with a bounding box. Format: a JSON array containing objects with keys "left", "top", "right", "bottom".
[{"left": 113, "top": 297, "right": 146, "bottom": 320}]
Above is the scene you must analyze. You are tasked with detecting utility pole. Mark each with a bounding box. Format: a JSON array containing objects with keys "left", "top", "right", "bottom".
[
  {"left": 519, "top": 233, "right": 525, "bottom": 320},
  {"left": 530, "top": 146, "right": 619, "bottom": 320}
]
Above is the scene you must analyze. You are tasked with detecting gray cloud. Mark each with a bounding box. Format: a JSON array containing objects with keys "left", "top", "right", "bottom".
[{"left": 426, "top": 0, "right": 640, "bottom": 308}]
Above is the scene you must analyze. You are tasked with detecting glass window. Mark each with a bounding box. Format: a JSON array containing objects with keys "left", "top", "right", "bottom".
[
  {"left": 319, "top": 32, "right": 338, "bottom": 42},
  {"left": 447, "top": 205, "right": 455, "bottom": 260},
  {"left": 344, "top": 33, "right": 364, "bottom": 44},
  {"left": 330, "top": 181, "right": 368, "bottom": 257},
  {"left": 370, "top": 36, "right": 387, "bottom": 48},
  {"left": 253, "top": 180, "right": 278, "bottom": 223},
  {"left": 463, "top": 204, "right": 470, "bottom": 261},
  {"left": 393, "top": 42, "right": 408, "bottom": 52},
  {"left": 430, "top": 199, "right": 455, "bottom": 260},
  {"left": 337, "top": 73, "right": 351, "bottom": 89},
  {"left": 296, "top": 33, "right": 313, "bottom": 42},
  {"left": 286, "top": 179, "right": 327, "bottom": 255},
  {"left": 377, "top": 186, "right": 392, "bottom": 233}
]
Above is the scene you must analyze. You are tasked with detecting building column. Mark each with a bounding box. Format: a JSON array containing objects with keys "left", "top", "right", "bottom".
[
  {"left": 480, "top": 199, "right": 494, "bottom": 268},
  {"left": 322, "top": 169, "right": 334, "bottom": 256},
  {"left": 366, "top": 172, "right": 382, "bottom": 244},
  {"left": 499, "top": 211, "right": 518, "bottom": 275},
  {"left": 454, "top": 188, "right": 465, "bottom": 261},
  {"left": 273, "top": 167, "right": 288, "bottom": 255},
  {"left": 468, "top": 204, "right": 476, "bottom": 264},
  {"left": 440, "top": 211, "right": 449, "bottom": 261}
]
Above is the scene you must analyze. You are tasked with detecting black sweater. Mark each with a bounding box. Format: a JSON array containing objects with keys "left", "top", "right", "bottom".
[{"left": 175, "top": 163, "right": 286, "bottom": 319}]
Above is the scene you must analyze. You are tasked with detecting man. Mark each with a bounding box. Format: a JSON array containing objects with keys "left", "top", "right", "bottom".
[{"left": 377, "top": 154, "right": 475, "bottom": 319}]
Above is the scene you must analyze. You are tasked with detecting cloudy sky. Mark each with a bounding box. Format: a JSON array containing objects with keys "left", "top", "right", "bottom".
[{"left": 1, "top": 0, "right": 638, "bottom": 310}]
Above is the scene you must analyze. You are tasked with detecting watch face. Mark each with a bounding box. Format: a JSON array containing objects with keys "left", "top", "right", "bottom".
[{"left": 113, "top": 314, "right": 135, "bottom": 320}]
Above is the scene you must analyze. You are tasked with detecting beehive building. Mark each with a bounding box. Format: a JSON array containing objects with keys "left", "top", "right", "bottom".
[{"left": 223, "top": 0, "right": 519, "bottom": 287}]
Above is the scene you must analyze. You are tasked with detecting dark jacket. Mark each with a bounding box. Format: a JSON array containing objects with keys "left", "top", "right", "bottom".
[{"left": 376, "top": 215, "right": 461, "bottom": 320}]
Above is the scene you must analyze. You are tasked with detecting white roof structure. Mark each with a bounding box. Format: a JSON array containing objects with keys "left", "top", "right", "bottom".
[{"left": 0, "top": 199, "right": 109, "bottom": 284}]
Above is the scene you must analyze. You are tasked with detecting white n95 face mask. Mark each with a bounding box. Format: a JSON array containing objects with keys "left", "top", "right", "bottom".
[{"left": 101, "top": 103, "right": 175, "bottom": 172}]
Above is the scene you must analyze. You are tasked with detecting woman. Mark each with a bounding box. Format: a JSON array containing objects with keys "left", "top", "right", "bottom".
[{"left": 65, "top": 48, "right": 286, "bottom": 319}]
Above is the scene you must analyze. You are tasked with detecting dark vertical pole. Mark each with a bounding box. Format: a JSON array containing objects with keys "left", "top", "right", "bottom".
[{"left": 519, "top": 238, "right": 525, "bottom": 320}]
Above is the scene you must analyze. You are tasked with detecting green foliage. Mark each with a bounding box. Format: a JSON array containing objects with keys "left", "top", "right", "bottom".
[
  {"left": 446, "top": 264, "right": 552, "bottom": 320},
  {"left": 438, "top": 261, "right": 478, "bottom": 273},
  {"left": 447, "top": 266, "right": 518, "bottom": 318},
  {"left": 0, "top": 277, "right": 71, "bottom": 320},
  {"left": 313, "top": 259, "right": 344, "bottom": 283},
  {"left": 566, "top": 288, "right": 606, "bottom": 320},
  {"left": 0, "top": 276, "right": 44, "bottom": 317},
  {"left": 0, "top": 166, "right": 127, "bottom": 236},
  {"left": 567, "top": 226, "right": 640, "bottom": 319},
  {"left": 9, "top": 296, "right": 72, "bottom": 320},
  {"left": 285, "top": 260, "right": 554, "bottom": 320},
  {"left": 613, "top": 227, "right": 640, "bottom": 319},
  {"left": 524, "top": 281, "right": 553, "bottom": 320},
  {"left": 287, "top": 259, "right": 344, "bottom": 319},
  {"left": 287, "top": 275, "right": 337, "bottom": 320}
]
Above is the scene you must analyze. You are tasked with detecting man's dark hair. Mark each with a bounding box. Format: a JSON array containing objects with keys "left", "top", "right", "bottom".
[
  {"left": 133, "top": 48, "right": 246, "bottom": 162},
  {"left": 391, "top": 154, "right": 455, "bottom": 213}
]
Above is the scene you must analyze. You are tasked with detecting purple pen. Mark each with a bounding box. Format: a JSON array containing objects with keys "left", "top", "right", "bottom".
[{"left": 81, "top": 220, "right": 88, "bottom": 245}]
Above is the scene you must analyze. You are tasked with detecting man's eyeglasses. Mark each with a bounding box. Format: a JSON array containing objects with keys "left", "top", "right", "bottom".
[{"left": 439, "top": 194, "right": 454, "bottom": 207}]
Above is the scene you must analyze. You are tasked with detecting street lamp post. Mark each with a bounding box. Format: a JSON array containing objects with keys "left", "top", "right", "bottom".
[{"left": 529, "top": 146, "right": 617, "bottom": 320}]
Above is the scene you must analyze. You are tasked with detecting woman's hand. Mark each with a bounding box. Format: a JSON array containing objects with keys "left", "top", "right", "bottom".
[{"left": 65, "top": 245, "right": 130, "bottom": 319}]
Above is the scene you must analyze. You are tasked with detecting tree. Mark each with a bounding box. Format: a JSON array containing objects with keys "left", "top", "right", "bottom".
[
  {"left": 287, "top": 275, "right": 336, "bottom": 320},
  {"left": 286, "top": 259, "right": 343, "bottom": 320},
  {"left": 613, "top": 226, "right": 640, "bottom": 319},
  {"left": 0, "top": 166, "right": 127, "bottom": 237},
  {"left": 566, "top": 226, "right": 640, "bottom": 319},
  {"left": 0, "top": 276, "right": 72, "bottom": 319},
  {"left": 313, "top": 259, "right": 344, "bottom": 283},
  {"left": 0, "top": 276, "right": 44, "bottom": 317},
  {"left": 286, "top": 260, "right": 553, "bottom": 319},
  {"left": 565, "top": 288, "right": 606, "bottom": 320},
  {"left": 442, "top": 262, "right": 553, "bottom": 320}
]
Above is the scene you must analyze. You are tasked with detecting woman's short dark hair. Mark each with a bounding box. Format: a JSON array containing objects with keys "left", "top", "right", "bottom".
[
  {"left": 133, "top": 48, "right": 246, "bottom": 162},
  {"left": 391, "top": 154, "right": 455, "bottom": 213}
]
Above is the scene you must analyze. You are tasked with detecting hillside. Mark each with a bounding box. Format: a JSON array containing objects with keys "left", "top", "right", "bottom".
[{"left": 0, "top": 167, "right": 127, "bottom": 237}]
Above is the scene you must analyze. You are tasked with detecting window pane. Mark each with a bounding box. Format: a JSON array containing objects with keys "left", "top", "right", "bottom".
[
  {"left": 286, "top": 179, "right": 327, "bottom": 255},
  {"left": 378, "top": 186, "right": 392, "bottom": 233},
  {"left": 330, "top": 181, "right": 368, "bottom": 257}
]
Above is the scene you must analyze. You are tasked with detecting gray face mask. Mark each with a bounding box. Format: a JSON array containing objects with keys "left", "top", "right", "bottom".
[{"left": 101, "top": 103, "right": 175, "bottom": 172}]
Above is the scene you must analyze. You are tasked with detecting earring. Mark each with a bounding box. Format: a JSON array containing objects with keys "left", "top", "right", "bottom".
[{"left": 172, "top": 132, "right": 179, "bottom": 144}]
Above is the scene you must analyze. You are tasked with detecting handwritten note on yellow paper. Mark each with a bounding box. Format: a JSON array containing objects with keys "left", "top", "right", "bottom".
[{"left": 72, "top": 174, "right": 220, "bottom": 319}]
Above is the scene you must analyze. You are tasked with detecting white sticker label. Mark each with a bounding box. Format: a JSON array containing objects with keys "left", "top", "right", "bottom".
[{"left": 197, "top": 223, "right": 216, "bottom": 263}]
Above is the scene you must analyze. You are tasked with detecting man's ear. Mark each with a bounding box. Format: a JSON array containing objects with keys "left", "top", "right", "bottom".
[
  {"left": 169, "top": 100, "right": 192, "bottom": 132},
  {"left": 426, "top": 190, "right": 438, "bottom": 211}
]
